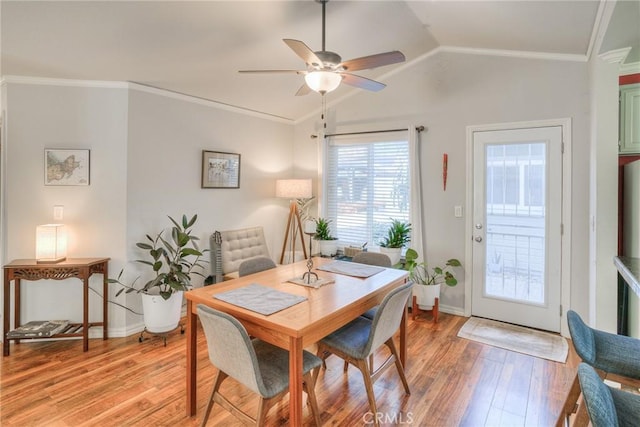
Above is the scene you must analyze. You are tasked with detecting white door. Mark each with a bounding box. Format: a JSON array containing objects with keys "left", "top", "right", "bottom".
[{"left": 471, "top": 126, "right": 563, "bottom": 332}]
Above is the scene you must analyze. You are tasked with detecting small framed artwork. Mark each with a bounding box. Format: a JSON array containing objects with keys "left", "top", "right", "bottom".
[
  {"left": 44, "top": 149, "right": 90, "bottom": 186},
  {"left": 202, "top": 150, "right": 241, "bottom": 189}
]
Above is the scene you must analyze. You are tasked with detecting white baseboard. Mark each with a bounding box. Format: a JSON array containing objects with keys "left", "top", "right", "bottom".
[
  {"left": 94, "top": 322, "right": 146, "bottom": 338},
  {"left": 438, "top": 304, "right": 466, "bottom": 317}
]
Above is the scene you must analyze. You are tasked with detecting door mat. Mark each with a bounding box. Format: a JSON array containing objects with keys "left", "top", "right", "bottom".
[{"left": 457, "top": 317, "right": 568, "bottom": 363}]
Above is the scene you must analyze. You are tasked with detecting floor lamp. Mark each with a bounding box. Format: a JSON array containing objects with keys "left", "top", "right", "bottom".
[{"left": 277, "top": 179, "right": 312, "bottom": 264}]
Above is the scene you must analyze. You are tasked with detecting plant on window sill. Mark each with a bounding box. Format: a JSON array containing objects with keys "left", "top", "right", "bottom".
[{"left": 379, "top": 219, "right": 411, "bottom": 249}]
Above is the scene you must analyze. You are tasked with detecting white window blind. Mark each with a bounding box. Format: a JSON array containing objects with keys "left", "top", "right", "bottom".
[{"left": 324, "top": 132, "right": 410, "bottom": 248}]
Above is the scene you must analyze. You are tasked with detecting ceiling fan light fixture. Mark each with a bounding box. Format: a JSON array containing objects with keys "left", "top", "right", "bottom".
[{"left": 304, "top": 71, "right": 342, "bottom": 94}]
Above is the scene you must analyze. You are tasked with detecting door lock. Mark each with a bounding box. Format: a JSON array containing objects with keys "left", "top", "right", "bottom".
[{"left": 474, "top": 236, "right": 483, "bottom": 243}]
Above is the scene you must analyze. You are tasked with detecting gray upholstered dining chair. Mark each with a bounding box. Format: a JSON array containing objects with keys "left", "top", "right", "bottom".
[
  {"left": 577, "top": 362, "right": 640, "bottom": 427},
  {"left": 197, "top": 305, "right": 322, "bottom": 426},
  {"left": 352, "top": 252, "right": 392, "bottom": 267},
  {"left": 556, "top": 310, "right": 640, "bottom": 427},
  {"left": 238, "top": 256, "right": 277, "bottom": 277},
  {"left": 316, "top": 281, "right": 412, "bottom": 427},
  {"left": 346, "top": 251, "right": 393, "bottom": 372},
  {"left": 351, "top": 252, "right": 392, "bottom": 321}
]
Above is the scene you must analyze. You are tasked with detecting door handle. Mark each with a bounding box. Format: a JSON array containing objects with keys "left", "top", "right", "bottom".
[{"left": 474, "top": 236, "right": 483, "bottom": 243}]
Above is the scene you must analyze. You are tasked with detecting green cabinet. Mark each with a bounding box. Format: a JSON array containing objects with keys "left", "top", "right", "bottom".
[{"left": 620, "top": 83, "right": 640, "bottom": 154}]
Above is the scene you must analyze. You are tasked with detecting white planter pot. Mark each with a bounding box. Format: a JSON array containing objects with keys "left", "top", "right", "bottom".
[
  {"left": 413, "top": 283, "right": 440, "bottom": 310},
  {"left": 141, "top": 291, "right": 183, "bottom": 333},
  {"left": 379, "top": 247, "right": 402, "bottom": 265},
  {"left": 317, "top": 239, "right": 338, "bottom": 257}
]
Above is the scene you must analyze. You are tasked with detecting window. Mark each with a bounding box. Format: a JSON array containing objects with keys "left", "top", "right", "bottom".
[
  {"left": 485, "top": 142, "right": 546, "bottom": 216},
  {"left": 324, "top": 134, "right": 410, "bottom": 247}
]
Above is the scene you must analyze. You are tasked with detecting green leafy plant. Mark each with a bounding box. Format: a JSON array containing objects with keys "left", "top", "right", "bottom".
[
  {"left": 314, "top": 217, "right": 337, "bottom": 241},
  {"left": 109, "top": 214, "right": 208, "bottom": 300},
  {"left": 379, "top": 219, "right": 411, "bottom": 248},
  {"left": 402, "top": 248, "right": 462, "bottom": 286}
]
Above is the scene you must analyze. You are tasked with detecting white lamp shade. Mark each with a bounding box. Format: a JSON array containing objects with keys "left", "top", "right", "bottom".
[
  {"left": 36, "top": 224, "right": 67, "bottom": 263},
  {"left": 304, "top": 71, "right": 342, "bottom": 94},
  {"left": 276, "top": 179, "right": 312, "bottom": 199}
]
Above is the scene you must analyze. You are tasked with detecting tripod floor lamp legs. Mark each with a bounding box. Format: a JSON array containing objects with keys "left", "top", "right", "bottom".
[{"left": 279, "top": 202, "right": 308, "bottom": 264}]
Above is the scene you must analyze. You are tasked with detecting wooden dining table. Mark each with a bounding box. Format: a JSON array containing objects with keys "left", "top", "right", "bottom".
[{"left": 185, "top": 257, "right": 409, "bottom": 426}]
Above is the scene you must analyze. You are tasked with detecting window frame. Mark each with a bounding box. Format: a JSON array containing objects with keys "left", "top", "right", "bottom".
[{"left": 321, "top": 131, "right": 411, "bottom": 249}]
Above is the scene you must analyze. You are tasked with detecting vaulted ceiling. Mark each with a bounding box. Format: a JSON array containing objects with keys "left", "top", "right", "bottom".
[{"left": 2, "top": 1, "right": 638, "bottom": 122}]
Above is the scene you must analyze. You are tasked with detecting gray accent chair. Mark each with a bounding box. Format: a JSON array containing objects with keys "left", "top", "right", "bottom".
[
  {"left": 556, "top": 310, "right": 640, "bottom": 427},
  {"left": 351, "top": 252, "right": 392, "bottom": 320},
  {"left": 316, "top": 281, "right": 412, "bottom": 427},
  {"left": 209, "top": 226, "right": 271, "bottom": 284},
  {"left": 197, "top": 304, "right": 322, "bottom": 426},
  {"left": 577, "top": 363, "right": 640, "bottom": 427},
  {"left": 238, "top": 256, "right": 277, "bottom": 277}
]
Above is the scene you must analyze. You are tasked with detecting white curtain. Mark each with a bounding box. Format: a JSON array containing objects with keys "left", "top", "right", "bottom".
[{"left": 409, "top": 126, "right": 426, "bottom": 262}]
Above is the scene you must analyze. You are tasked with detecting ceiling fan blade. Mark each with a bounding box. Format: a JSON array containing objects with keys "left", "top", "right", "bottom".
[
  {"left": 295, "top": 84, "right": 312, "bottom": 96},
  {"left": 238, "top": 69, "right": 305, "bottom": 74},
  {"left": 341, "top": 73, "right": 386, "bottom": 92},
  {"left": 339, "top": 51, "right": 405, "bottom": 72},
  {"left": 283, "top": 39, "right": 323, "bottom": 67}
]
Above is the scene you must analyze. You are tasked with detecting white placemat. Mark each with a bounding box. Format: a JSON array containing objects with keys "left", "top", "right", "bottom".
[
  {"left": 214, "top": 283, "right": 307, "bottom": 315},
  {"left": 316, "top": 260, "right": 385, "bottom": 278}
]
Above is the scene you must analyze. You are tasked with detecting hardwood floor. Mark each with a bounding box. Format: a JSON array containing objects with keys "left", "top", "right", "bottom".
[{"left": 0, "top": 314, "right": 579, "bottom": 426}]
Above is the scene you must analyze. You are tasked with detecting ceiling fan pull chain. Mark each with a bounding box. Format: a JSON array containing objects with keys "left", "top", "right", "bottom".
[{"left": 321, "top": 95, "right": 327, "bottom": 131}]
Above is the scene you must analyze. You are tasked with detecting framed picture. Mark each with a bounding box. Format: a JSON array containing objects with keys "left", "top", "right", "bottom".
[
  {"left": 44, "top": 149, "right": 90, "bottom": 186},
  {"left": 201, "top": 150, "right": 241, "bottom": 189}
]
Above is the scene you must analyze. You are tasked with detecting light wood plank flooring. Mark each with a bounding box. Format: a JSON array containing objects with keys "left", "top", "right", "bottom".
[{"left": 0, "top": 314, "right": 579, "bottom": 426}]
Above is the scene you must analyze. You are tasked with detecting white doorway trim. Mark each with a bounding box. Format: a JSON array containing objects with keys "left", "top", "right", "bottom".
[{"left": 465, "top": 118, "right": 572, "bottom": 337}]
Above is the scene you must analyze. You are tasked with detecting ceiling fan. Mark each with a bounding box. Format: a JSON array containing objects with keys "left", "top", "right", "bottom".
[{"left": 239, "top": 0, "right": 405, "bottom": 96}]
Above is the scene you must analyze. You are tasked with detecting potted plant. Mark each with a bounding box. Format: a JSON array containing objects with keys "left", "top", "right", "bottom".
[
  {"left": 402, "top": 248, "right": 462, "bottom": 309},
  {"left": 379, "top": 219, "right": 411, "bottom": 265},
  {"left": 109, "top": 214, "right": 208, "bottom": 333},
  {"left": 314, "top": 217, "right": 338, "bottom": 257}
]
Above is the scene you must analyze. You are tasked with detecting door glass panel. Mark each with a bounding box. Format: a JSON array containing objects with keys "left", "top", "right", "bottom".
[{"left": 484, "top": 142, "right": 546, "bottom": 305}]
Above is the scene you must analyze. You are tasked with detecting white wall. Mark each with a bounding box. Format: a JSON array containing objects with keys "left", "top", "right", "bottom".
[
  {"left": 1, "top": 81, "right": 294, "bottom": 336},
  {"left": 588, "top": 53, "right": 624, "bottom": 333},
  {"left": 294, "top": 51, "right": 591, "bottom": 316},
  {"left": 119, "top": 87, "right": 294, "bottom": 333},
  {"left": 3, "top": 82, "right": 129, "bottom": 330}
]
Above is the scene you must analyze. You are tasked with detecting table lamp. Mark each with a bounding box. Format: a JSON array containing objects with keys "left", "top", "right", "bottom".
[
  {"left": 36, "top": 224, "right": 67, "bottom": 263},
  {"left": 276, "top": 179, "right": 312, "bottom": 264}
]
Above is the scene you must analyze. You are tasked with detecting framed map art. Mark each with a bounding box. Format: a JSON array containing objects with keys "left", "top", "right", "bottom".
[
  {"left": 202, "top": 150, "right": 240, "bottom": 189},
  {"left": 45, "top": 149, "right": 90, "bottom": 186}
]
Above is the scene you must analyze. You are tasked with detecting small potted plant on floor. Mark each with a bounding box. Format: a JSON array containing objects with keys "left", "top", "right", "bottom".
[
  {"left": 403, "top": 248, "right": 462, "bottom": 309},
  {"left": 109, "top": 214, "right": 208, "bottom": 333},
  {"left": 314, "top": 217, "right": 338, "bottom": 257},
  {"left": 379, "top": 219, "right": 411, "bottom": 265}
]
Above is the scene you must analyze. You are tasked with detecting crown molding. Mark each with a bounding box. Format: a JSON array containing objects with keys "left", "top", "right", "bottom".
[
  {"left": 128, "top": 82, "right": 293, "bottom": 124},
  {"left": 439, "top": 45, "right": 586, "bottom": 62},
  {"left": 620, "top": 61, "right": 640, "bottom": 76},
  {"left": 1, "top": 75, "right": 127, "bottom": 89},
  {"left": 1, "top": 75, "right": 294, "bottom": 124},
  {"left": 599, "top": 47, "right": 632, "bottom": 64}
]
